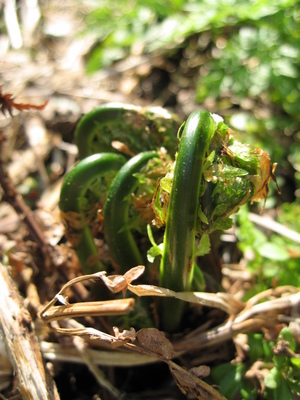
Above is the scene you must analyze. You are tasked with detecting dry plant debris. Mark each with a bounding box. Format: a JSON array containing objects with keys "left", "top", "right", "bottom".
[
  {"left": 39, "top": 266, "right": 300, "bottom": 398},
  {"left": 0, "top": 86, "right": 48, "bottom": 117}
]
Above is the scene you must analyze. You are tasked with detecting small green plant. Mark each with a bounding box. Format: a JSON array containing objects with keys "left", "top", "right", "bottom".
[
  {"left": 59, "top": 103, "right": 278, "bottom": 332},
  {"left": 265, "top": 327, "right": 300, "bottom": 399},
  {"left": 210, "top": 327, "right": 300, "bottom": 399}
]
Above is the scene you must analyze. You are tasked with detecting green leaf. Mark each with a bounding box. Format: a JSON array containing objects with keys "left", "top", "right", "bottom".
[
  {"left": 265, "top": 367, "right": 281, "bottom": 389},
  {"left": 210, "top": 216, "right": 234, "bottom": 232},
  {"left": 214, "top": 164, "right": 249, "bottom": 178},
  {"left": 202, "top": 150, "right": 215, "bottom": 171},
  {"left": 240, "top": 381, "right": 258, "bottom": 400},
  {"left": 211, "top": 362, "right": 245, "bottom": 399},
  {"left": 198, "top": 207, "right": 208, "bottom": 224},
  {"left": 265, "top": 368, "right": 294, "bottom": 400},
  {"left": 279, "top": 327, "right": 296, "bottom": 352},
  {"left": 273, "top": 354, "right": 288, "bottom": 370},
  {"left": 247, "top": 333, "right": 264, "bottom": 362},
  {"left": 147, "top": 224, "right": 163, "bottom": 262},
  {"left": 287, "top": 377, "right": 300, "bottom": 395},
  {"left": 257, "top": 242, "right": 290, "bottom": 261},
  {"left": 262, "top": 340, "right": 275, "bottom": 362},
  {"left": 194, "top": 234, "right": 211, "bottom": 257},
  {"left": 262, "top": 263, "right": 280, "bottom": 278},
  {"left": 290, "top": 358, "right": 300, "bottom": 370},
  {"left": 147, "top": 244, "right": 163, "bottom": 263},
  {"left": 160, "top": 174, "right": 173, "bottom": 193}
]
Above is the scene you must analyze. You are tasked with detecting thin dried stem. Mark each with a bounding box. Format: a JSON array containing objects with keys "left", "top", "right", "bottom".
[{"left": 40, "top": 267, "right": 300, "bottom": 359}]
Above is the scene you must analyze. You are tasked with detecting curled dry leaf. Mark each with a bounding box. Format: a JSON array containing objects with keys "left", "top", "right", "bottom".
[
  {"left": 98, "top": 266, "right": 243, "bottom": 316},
  {"left": 113, "top": 326, "right": 136, "bottom": 342},
  {"left": 99, "top": 265, "right": 145, "bottom": 295},
  {"left": 136, "top": 328, "right": 174, "bottom": 360},
  {"left": 250, "top": 151, "right": 280, "bottom": 206}
]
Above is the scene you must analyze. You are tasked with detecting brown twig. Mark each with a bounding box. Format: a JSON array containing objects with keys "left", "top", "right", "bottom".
[{"left": 0, "top": 86, "right": 48, "bottom": 116}]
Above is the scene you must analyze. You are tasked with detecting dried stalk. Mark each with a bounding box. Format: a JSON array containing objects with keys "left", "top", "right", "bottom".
[
  {"left": 41, "top": 298, "right": 135, "bottom": 323},
  {"left": 40, "top": 340, "right": 158, "bottom": 367},
  {"left": 40, "top": 267, "right": 300, "bottom": 357},
  {"left": 0, "top": 262, "right": 60, "bottom": 400},
  {"left": 249, "top": 212, "right": 300, "bottom": 244}
]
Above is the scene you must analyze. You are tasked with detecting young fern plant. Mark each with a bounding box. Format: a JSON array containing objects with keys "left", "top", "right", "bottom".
[
  {"left": 103, "top": 150, "right": 159, "bottom": 272},
  {"left": 75, "top": 102, "right": 180, "bottom": 159},
  {"left": 59, "top": 153, "right": 126, "bottom": 273},
  {"left": 59, "top": 103, "right": 278, "bottom": 332},
  {"left": 155, "top": 111, "right": 215, "bottom": 331},
  {"left": 59, "top": 104, "right": 179, "bottom": 275},
  {"left": 152, "top": 111, "right": 279, "bottom": 331}
]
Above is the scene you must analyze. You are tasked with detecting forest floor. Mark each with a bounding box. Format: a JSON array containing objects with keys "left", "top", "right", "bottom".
[{"left": 0, "top": 2, "right": 299, "bottom": 400}]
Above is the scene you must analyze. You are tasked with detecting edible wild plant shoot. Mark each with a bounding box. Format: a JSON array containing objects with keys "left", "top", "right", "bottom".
[{"left": 59, "top": 104, "right": 279, "bottom": 332}]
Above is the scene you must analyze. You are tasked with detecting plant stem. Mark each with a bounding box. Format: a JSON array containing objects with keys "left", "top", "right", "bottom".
[
  {"left": 104, "top": 151, "right": 159, "bottom": 272},
  {"left": 159, "top": 110, "right": 215, "bottom": 332},
  {"left": 59, "top": 153, "right": 126, "bottom": 274}
]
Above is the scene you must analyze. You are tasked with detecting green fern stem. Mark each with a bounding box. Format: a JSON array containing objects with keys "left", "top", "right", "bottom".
[
  {"left": 59, "top": 153, "right": 126, "bottom": 274},
  {"left": 159, "top": 110, "right": 215, "bottom": 332}
]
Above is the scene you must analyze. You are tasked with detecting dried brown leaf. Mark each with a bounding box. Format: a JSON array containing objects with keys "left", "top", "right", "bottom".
[
  {"left": 136, "top": 328, "right": 174, "bottom": 360},
  {"left": 189, "top": 365, "right": 211, "bottom": 380},
  {"left": 99, "top": 265, "right": 145, "bottom": 294},
  {"left": 97, "top": 267, "right": 243, "bottom": 315},
  {"left": 168, "top": 361, "right": 226, "bottom": 400}
]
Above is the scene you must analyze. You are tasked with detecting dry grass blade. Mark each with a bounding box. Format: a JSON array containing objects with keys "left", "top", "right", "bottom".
[
  {"left": 168, "top": 360, "right": 227, "bottom": 400},
  {"left": 40, "top": 341, "right": 158, "bottom": 367},
  {"left": 249, "top": 212, "right": 300, "bottom": 244},
  {"left": 128, "top": 283, "right": 244, "bottom": 314},
  {"left": 234, "top": 287, "right": 300, "bottom": 324}
]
